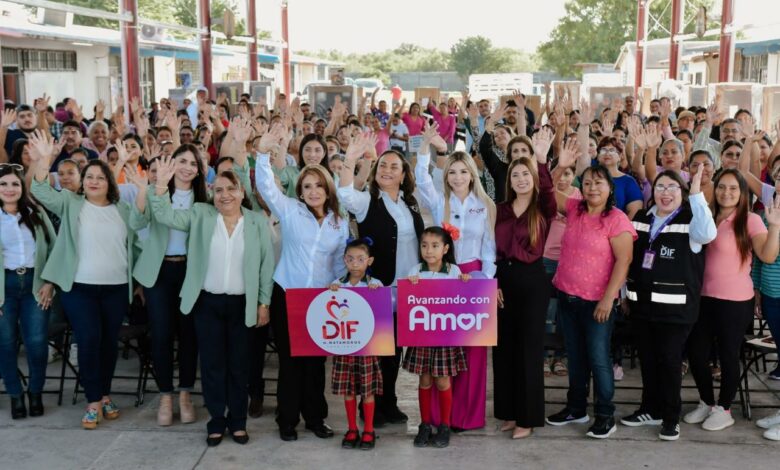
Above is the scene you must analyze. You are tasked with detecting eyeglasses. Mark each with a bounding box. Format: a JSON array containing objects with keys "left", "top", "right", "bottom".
[
  {"left": 722, "top": 151, "right": 741, "bottom": 160},
  {"left": 654, "top": 184, "right": 682, "bottom": 194},
  {"left": 598, "top": 148, "right": 619, "bottom": 155},
  {"left": 345, "top": 255, "right": 368, "bottom": 264}
]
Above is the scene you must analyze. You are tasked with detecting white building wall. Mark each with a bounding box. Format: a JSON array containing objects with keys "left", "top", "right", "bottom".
[
  {"left": 2, "top": 37, "right": 109, "bottom": 110},
  {"left": 768, "top": 54, "right": 780, "bottom": 85},
  {"left": 152, "top": 55, "right": 177, "bottom": 103}
]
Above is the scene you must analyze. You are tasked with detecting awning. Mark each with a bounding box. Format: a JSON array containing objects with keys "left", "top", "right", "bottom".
[{"left": 739, "top": 39, "right": 780, "bottom": 57}]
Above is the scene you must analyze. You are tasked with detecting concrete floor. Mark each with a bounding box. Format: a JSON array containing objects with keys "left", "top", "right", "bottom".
[{"left": 1, "top": 350, "right": 779, "bottom": 470}]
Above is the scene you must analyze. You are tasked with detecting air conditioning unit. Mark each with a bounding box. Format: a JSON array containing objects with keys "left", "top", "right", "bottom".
[
  {"left": 36, "top": 8, "right": 73, "bottom": 27},
  {"left": 263, "top": 44, "right": 280, "bottom": 55},
  {"left": 140, "top": 25, "right": 166, "bottom": 42}
]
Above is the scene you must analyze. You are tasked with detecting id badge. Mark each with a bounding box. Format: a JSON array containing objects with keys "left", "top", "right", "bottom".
[{"left": 642, "top": 250, "right": 656, "bottom": 270}]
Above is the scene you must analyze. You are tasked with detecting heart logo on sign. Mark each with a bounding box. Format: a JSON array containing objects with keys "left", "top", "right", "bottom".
[
  {"left": 326, "top": 297, "right": 350, "bottom": 320},
  {"left": 457, "top": 315, "right": 476, "bottom": 330}
]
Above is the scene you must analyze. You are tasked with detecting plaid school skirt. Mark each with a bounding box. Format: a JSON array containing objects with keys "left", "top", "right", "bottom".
[
  {"left": 402, "top": 347, "right": 467, "bottom": 377},
  {"left": 331, "top": 355, "right": 383, "bottom": 397}
]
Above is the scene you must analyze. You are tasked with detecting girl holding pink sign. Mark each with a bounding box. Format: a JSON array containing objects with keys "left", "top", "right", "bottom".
[
  {"left": 403, "top": 225, "right": 469, "bottom": 449},
  {"left": 415, "top": 123, "right": 496, "bottom": 432}
]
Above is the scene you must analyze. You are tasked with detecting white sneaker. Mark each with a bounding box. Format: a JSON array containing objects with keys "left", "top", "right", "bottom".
[
  {"left": 756, "top": 410, "right": 780, "bottom": 429},
  {"left": 764, "top": 425, "right": 780, "bottom": 441},
  {"left": 613, "top": 364, "right": 624, "bottom": 381},
  {"left": 47, "top": 345, "right": 61, "bottom": 364},
  {"left": 69, "top": 343, "right": 78, "bottom": 365},
  {"left": 683, "top": 400, "right": 712, "bottom": 424},
  {"left": 702, "top": 406, "right": 735, "bottom": 431}
]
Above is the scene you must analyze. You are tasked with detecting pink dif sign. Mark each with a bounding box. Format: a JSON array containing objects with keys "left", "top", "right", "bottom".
[{"left": 397, "top": 279, "right": 498, "bottom": 347}]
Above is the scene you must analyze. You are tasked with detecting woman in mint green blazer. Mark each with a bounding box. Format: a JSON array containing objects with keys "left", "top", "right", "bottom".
[
  {"left": 0, "top": 164, "right": 56, "bottom": 420},
  {"left": 149, "top": 158, "right": 274, "bottom": 447},
  {"left": 129, "top": 143, "right": 209, "bottom": 427},
  {"left": 28, "top": 131, "right": 137, "bottom": 430}
]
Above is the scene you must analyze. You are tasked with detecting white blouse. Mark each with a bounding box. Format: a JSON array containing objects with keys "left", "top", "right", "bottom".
[
  {"left": 202, "top": 215, "right": 245, "bottom": 295},
  {"left": 74, "top": 201, "right": 128, "bottom": 285},
  {"left": 255, "top": 154, "right": 348, "bottom": 289},
  {"left": 337, "top": 184, "right": 419, "bottom": 286},
  {"left": 0, "top": 211, "right": 36, "bottom": 270},
  {"left": 408, "top": 262, "right": 462, "bottom": 280},
  {"left": 415, "top": 153, "right": 497, "bottom": 278}
]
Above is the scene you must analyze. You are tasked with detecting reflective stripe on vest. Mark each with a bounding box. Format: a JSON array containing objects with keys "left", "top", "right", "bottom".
[{"left": 626, "top": 289, "right": 687, "bottom": 305}]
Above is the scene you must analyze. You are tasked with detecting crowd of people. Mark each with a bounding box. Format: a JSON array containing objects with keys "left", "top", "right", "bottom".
[{"left": 0, "top": 83, "right": 779, "bottom": 449}]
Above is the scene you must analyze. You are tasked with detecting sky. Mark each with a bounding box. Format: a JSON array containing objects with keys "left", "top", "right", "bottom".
[{"left": 251, "top": 0, "right": 780, "bottom": 54}]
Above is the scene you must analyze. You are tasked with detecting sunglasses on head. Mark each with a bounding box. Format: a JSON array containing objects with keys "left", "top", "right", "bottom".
[{"left": 0, "top": 163, "right": 24, "bottom": 172}]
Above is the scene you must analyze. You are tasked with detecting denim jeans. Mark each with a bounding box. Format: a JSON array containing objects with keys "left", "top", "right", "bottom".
[
  {"left": 542, "top": 258, "right": 564, "bottom": 360},
  {"left": 60, "top": 283, "right": 128, "bottom": 403},
  {"left": 144, "top": 260, "right": 197, "bottom": 394},
  {"left": 557, "top": 292, "right": 616, "bottom": 417},
  {"left": 0, "top": 269, "right": 49, "bottom": 396},
  {"left": 761, "top": 293, "right": 780, "bottom": 375}
]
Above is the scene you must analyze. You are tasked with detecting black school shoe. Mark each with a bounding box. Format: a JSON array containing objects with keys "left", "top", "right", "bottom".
[
  {"left": 341, "top": 429, "right": 359, "bottom": 449},
  {"left": 431, "top": 425, "right": 450, "bottom": 448},
  {"left": 206, "top": 434, "right": 224, "bottom": 447},
  {"left": 279, "top": 427, "right": 298, "bottom": 441},
  {"left": 586, "top": 416, "right": 617, "bottom": 439},
  {"left": 545, "top": 407, "right": 589, "bottom": 426},
  {"left": 659, "top": 421, "right": 680, "bottom": 441},
  {"left": 359, "top": 431, "right": 376, "bottom": 450},
  {"left": 305, "top": 422, "right": 334, "bottom": 438},
  {"left": 413, "top": 423, "right": 433, "bottom": 448},
  {"left": 231, "top": 431, "right": 249, "bottom": 445}
]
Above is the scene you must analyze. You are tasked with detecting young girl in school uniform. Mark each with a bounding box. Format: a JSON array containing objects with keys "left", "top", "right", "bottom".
[
  {"left": 329, "top": 238, "right": 383, "bottom": 450},
  {"left": 403, "top": 225, "right": 469, "bottom": 449}
]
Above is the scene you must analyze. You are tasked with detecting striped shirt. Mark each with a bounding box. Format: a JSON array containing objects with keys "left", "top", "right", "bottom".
[{"left": 752, "top": 183, "right": 780, "bottom": 298}]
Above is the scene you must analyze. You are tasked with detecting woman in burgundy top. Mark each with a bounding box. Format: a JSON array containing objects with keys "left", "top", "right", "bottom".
[{"left": 493, "top": 132, "right": 556, "bottom": 439}]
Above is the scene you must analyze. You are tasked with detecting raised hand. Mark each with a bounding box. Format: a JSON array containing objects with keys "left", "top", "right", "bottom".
[
  {"left": 628, "top": 120, "right": 645, "bottom": 149},
  {"left": 705, "top": 101, "right": 722, "bottom": 125},
  {"left": 113, "top": 139, "right": 130, "bottom": 167},
  {"left": 601, "top": 116, "right": 614, "bottom": 137},
  {"left": 764, "top": 195, "right": 780, "bottom": 227},
  {"left": 512, "top": 89, "right": 525, "bottom": 110},
  {"left": 124, "top": 164, "right": 148, "bottom": 189},
  {"left": 257, "top": 123, "right": 286, "bottom": 154},
  {"left": 345, "top": 132, "right": 373, "bottom": 164},
  {"left": 35, "top": 94, "right": 50, "bottom": 113},
  {"left": 557, "top": 137, "right": 579, "bottom": 169},
  {"left": 0, "top": 109, "right": 16, "bottom": 128},
  {"left": 27, "top": 129, "right": 55, "bottom": 165},
  {"left": 95, "top": 99, "right": 106, "bottom": 116},
  {"left": 532, "top": 127, "right": 554, "bottom": 164},
  {"left": 689, "top": 163, "right": 703, "bottom": 195},
  {"left": 155, "top": 155, "right": 176, "bottom": 190},
  {"left": 578, "top": 99, "right": 593, "bottom": 124},
  {"left": 420, "top": 120, "right": 440, "bottom": 150},
  {"left": 645, "top": 122, "right": 662, "bottom": 148}
]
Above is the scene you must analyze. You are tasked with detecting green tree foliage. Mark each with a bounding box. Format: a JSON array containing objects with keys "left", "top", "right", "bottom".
[{"left": 537, "top": 0, "right": 716, "bottom": 78}]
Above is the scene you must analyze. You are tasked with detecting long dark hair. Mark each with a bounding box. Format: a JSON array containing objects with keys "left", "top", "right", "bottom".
[
  {"left": 419, "top": 226, "right": 456, "bottom": 267},
  {"left": 367, "top": 149, "right": 419, "bottom": 211},
  {"left": 0, "top": 166, "right": 52, "bottom": 243},
  {"left": 79, "top": 160, "right": 120, "bottom": 204},
  {"left": 504, "top": 157, "right": 546, "bottom": 248},
  {"left": 713, "top": 168, "right": 751, "bottom": 265},
  {"left": 168, "top": 143, "right": 209, "bottom": 203},
  {"left": 10, "top": 139, "right": 29, "bottom": 168},
  {"left": 578, "top": 165, "right": 616, "bottom": 217},
  {"left": 298, "top": 133, "right": 329, "bottom": 170}
]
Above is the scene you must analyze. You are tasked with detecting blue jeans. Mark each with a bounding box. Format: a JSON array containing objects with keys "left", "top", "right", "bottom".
[
  {"left": 60, "top": 283, "right": 128, "bottom": 403},
  {"left": 542, "top": 258, "right": 564, "bottom": 360},
  {"left": 558, "top": 292, "right": 616, "bottom": 417},
  {"left": 760, "top": 293, "right": 780, "bottom": 374},
  {"left": 0, "top": 270, "right": 49, "bottom": 396}
]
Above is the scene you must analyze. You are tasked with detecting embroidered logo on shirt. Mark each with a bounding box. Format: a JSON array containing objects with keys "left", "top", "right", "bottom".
[{"left": 469, "top": 207, "right": 486, "bottom": 214}]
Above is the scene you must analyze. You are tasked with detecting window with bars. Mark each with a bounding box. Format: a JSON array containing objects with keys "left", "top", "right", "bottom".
[
  {"left": 740, "top": 54, "right": 768, "bottom": 84},
  {"left": 20, "top": 49, "right": 77, "bottom": 71}
]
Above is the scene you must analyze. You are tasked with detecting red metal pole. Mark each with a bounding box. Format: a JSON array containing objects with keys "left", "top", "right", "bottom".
[
  {"left": 634, "top": 0, "right": 647, "bottom": 93},
  {"left": 199, "top": 0, "right": 214, "bottom": 97},
  {"left": 120, "top": 0, "right": 140, "bottom": 117},
  {"left": 247, "top": 0, "right": 258, "bottom": 81},
  {"left": 718, "top": 0, "right": 735, "bottom": 83},
  {"left": 669, "top": 0, "right": 684, "bottom": 80},
  {"left": 0, "top": 37, "right": 5, "bottom": 104},
  {"left": 281, "top": 0, "right": 291, "bottom": 97}
]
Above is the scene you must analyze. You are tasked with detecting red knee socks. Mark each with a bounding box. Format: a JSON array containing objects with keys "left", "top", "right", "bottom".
[
  {"left": 345, "top": 398, "right": 357, "bottom": 431},
  {"left": 439, "top": 387, "right": 453, "bottom": 426},
  {"left": 419, "top": 386, "right": 433, "bottom": 424},
  {"left": 362, "top": 401, "right": 375, "bottom": 433}
]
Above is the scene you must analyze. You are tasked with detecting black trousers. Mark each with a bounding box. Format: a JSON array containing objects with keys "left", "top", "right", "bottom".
[
  {"left": 633, "top": 317, "right": 691, "bottom": 422},
  {"left": 247, "top": 324, "right": 269, "bottom": 399},
  {"left": 687, "top": 296, "right": 753, "bottom": 410},
  {"left": 492, "top": 259, "right": 549, "bottom": 427},
  {"left": 271, "top": 283, "right": 328, "bottom": 429},
  {"left": 193, "top": 292, "right": 249, "bottom": 435}
]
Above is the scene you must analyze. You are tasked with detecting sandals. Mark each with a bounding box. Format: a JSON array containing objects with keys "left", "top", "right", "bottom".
[
  {"left": 101, "top": 399, "right": 120, "bottom": 420},
  {"left": 82, "top": 407, "right": 101, "bottom": 430},
  {"left": 543, "top": 359, "right": 552, "bottom": 377}
]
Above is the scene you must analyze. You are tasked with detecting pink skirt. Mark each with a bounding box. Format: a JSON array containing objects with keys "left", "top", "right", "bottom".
[{"left": 429, "top": 260, "right": 488, "bottom": 429}]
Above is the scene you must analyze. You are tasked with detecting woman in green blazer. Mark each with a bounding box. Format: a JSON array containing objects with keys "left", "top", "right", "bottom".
[
  {"left": 28, "top": 131, "right": 137, "bottom": 430},
  {"left": 130, "top": 143, "right": 209, "bottom": 427},
  {"left": 0, "top": 164, "right": 56, "bottom": 420},
  {"left": 149, "top": 157, "right": 275, "bottom": 447}
]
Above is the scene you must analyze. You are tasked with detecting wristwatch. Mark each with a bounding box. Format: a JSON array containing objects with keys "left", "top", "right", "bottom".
[{"left": 259, "top": 303, "right": 270, "bottom": 309}]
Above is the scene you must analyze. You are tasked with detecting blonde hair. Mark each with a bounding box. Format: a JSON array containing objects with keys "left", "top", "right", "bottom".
[
  {"left": 442, "top": 151, "right": 496, "bottom": 238},
  {"left": 295, "top": 164, "right": 341, "bottom": 221}
]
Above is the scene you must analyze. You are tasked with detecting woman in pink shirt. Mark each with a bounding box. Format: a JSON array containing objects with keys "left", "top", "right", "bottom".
[
  {"left": 427, "top": 102, "right": 456, "bottom": 150},
  {"left": 683, "top": 169, "right": 780, "bottom": 432},
  {"left": 546, "top": 163, "right": 636, "bottom": 439},
  {"left": 401, "top": 102, "right": 426, "bottom": 137}
]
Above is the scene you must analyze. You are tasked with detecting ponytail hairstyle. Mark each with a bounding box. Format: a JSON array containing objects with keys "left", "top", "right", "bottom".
[
  {"left": 504, "top": 157, "right": 547, "bottom": 248},
  {"left": 344, "top": 237, "right": 374, "bottom": 257},
  {"left": 441, "top": 151, "right": 495, "bottom": 237},
  {"left": 419, "top": 226, "right": 457, "bottom": 267}
]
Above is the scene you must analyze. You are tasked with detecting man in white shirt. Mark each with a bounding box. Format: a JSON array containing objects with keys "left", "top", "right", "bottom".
[{"left": 389, "top": 113, "right": 409, "bottom": 155}]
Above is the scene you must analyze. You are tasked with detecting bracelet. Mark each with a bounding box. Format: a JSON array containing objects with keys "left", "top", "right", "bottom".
[{"left": 155, "top": 185, "right": 168, "bottom": 191}]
